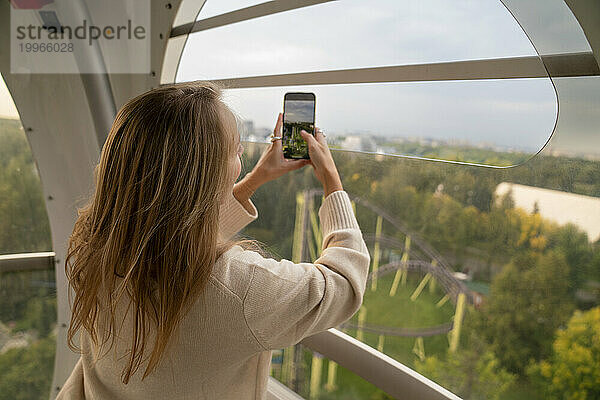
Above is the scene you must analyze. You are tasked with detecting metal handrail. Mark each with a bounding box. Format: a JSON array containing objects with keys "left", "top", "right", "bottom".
[
  {"left": 301, "top": 328, "right": 462, "bottom": 400},
  {"left": 1, "top": 253, "right": 460, "bottom": 399},
  {"left": 266, "top": 377, "right": 305, "bottom": 400},
  {"left": 0, "top": 251, "right": 55, "bottom": 273}
]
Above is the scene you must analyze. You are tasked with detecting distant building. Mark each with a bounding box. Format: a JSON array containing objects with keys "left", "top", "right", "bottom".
[
  {"left": 255, "top": 127, "right": 272, "bottom": 142},
  {"left": 340, "top": 135, "right": 376, "bottom": 152},
  {"left": 238, "top": 119, "right": 254, "bottom": 140},
  {"left": 463, "top": 281, "right": 489, "bottom": 309},
  {"left": 452, "top": 272, "right": 489, "bottom": 309},
  {"left": 495, "top": 182, "right": 600, "bottom": 242}
]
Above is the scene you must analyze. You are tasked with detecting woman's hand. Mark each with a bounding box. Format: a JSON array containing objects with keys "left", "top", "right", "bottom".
[
  {"left": 250, "top": 112, "right": 310, "bottom": 185},
  {"left": 299, "top": 128, "right": 343, "bottom": 197},
  {"left": 233, "top": 113, "right": 309, "bottom": 206}
]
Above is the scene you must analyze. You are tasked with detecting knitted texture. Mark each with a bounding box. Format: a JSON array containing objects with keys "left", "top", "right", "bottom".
[{"left": 57, "top": 189, "right": 370, "bottom": 399}]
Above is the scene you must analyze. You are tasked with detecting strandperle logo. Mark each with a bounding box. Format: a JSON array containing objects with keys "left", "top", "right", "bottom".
[
  {"left": 15, "top": 19, "right": 147, "bottom": 46},
  {"left": 10, "top": 0, "right": 151, "bottom": 74}
]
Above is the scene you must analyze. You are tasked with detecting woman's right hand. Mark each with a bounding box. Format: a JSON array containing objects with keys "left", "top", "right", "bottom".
[{"left": 299, "top": 128, "right": 343, "bottom": 197}]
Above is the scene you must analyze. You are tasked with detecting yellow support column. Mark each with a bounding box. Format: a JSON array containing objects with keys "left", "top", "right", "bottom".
[
  {"left": 377, "top": 335, "right": 385, "bottom": 353},
  {"left": 429, "top": 260, "right": 438, "bottom": 293},
  {"left": 308, "top": 199, "right": 322, "bottom": 253},
  {"left": 325, "top": 360, "right": 338, "bottom": 392},
  {"left": 356, "top": 306, "right": 367, "bottom": 342},
  {"left": 281, "top": 346, "right": 295, "bottom": 386},
  {"left": 371, "top": 215, "right": 383, "bottom": 291},
  {"left": 412, "top": 337, "right": 425, "bottom": 361},
  {"left": 449, "top": 293, "right": 466, "bottom": 353},
  {"left": 436, "top": 294, "right": 450, "bottom": 308},
  {"left": 283, "top": 192, "right": 306, "bottom": 386},
  {"left": 309, "top": 352, "right": 323, "bottom": 399},
  {"left": 410, "top": 272, "right": 432, "bottom": 301},
  {"left": 292, "top": 192, "right": 306, "bottom": 264},
  {"left": 401, "top": 237, "right": 410, "bottom": 287},
  {"left": 390, "top": 236, "right": 411, "bottom": 296}
]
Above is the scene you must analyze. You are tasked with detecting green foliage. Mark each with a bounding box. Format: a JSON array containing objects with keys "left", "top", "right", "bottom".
[
  {"left": 2, "top": 120, "right": 600, "bottom": 398},
  {"left": 0, "top": 118, "right": 51, "bottom": 254},
  {"left": 478, "top": 251, "right": 575, "bottom": 374},
  {"left": 0, "top": 334, "right": 56, "bottom": 400},
  {"left": 415, "top": 334, "right": 515, "bottom": 400},
  {"left": 547, "top": 224, "right": 595, "bottom": 291},
  {"left": 527, "top": 307, "right": 600, "bottom": 400},
  {"left": 13, "top": 295, "right": 57, "bottom": 337},
  {"left": 0, "top": 270, "right": 56, "bottom": 333}
]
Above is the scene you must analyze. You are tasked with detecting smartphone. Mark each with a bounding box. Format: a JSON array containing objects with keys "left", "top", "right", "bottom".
[{"left": 282, "top": 92, "right": 316, "bottom": 159}]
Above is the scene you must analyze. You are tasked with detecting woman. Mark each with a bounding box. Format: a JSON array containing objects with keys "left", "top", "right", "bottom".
[{"left": 57, "top": 81, "right": 371, "bottom": 399}]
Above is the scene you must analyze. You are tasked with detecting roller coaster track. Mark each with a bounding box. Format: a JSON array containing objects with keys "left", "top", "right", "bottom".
[
  {"left": 299, "top": 189, "right": 474, "bottom": 339},
  {"left": 306, "top": 188, "right": 473, "bottom": 304}
]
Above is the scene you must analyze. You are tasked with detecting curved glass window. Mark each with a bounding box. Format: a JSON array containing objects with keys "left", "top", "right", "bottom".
[
  {"left": 221, "top": 79, "right": 557, "bottom": 166},
  {"left": 184, "top": 0, "right": 537, "bottom": 79},
  {"left": 177, "top": 0, "right": 559, "bottom": 166},
  {"left": 0, "top": 74, "right": 55, "bottom": 400},
  {"left": 174, "top": 1, "right": 600, "bottom": 398}
]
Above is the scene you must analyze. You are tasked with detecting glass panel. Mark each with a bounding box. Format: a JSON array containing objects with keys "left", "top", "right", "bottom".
[
  {"left": 179, "top": 0, "right": 537, "bottom": 81},
  {"left": 545, "top": 76, "right": 600, "bottom": 159},
  {"left": 238, "top": 137, "right": 600, "bottom": 399},
  {"left": 502, "top": 0, "right": 591, "bottom": 55},
  {"left": 0, "top": 75, "right": 55, "bottom": 399},
  {"left": 227, "top": 79, "right": 557, "bottom": 167}
]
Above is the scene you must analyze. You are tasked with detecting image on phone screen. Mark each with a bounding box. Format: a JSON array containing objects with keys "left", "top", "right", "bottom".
[{"left": 283, "top": 94, "right": 315, "bottom": 159}]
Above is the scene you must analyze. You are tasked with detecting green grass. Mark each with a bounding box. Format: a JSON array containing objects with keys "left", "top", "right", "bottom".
[
  {"left": 346, "top": 271, "right": 456, "bottom": 367},
  {"left": 273, "top": 270, "right": 458, "bottom": 398}
]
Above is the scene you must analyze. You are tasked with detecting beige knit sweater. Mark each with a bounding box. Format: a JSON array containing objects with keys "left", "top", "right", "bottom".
[{"left": 57, "top": 189, "right": 371, "bottom": 399}]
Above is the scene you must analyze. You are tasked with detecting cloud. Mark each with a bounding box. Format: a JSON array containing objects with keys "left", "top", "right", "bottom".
[{"left": 177, "top": 0, "right": 578, "bottom": 153}]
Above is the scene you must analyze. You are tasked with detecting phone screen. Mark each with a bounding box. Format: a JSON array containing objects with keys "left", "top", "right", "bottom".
[{"left": 283, "top": 94, "right": 315, "bottom": 159}]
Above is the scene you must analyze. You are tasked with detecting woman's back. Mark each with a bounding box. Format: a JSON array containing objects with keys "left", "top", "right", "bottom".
[
  {"left": 59, "top": 190, "right": 370, "bottom": 399},
  {"left": 57, "top": 82, "right": 370, "bottom": 399}
]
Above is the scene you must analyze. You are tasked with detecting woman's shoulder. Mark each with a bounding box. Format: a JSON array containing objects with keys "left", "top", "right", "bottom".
[{"left": 209, "top": 244, "right": 259, "bottom": 302}]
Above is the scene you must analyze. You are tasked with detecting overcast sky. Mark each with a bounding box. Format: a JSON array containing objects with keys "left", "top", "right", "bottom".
[
  {"left": 0, "top": 77, "right": 18, "bottom": 120},
  {"left": 177, "top": 0, "right": 561, "bottom": 152},
  {"left": 1, "top": 0, "right": 596, "bottom": 156}
]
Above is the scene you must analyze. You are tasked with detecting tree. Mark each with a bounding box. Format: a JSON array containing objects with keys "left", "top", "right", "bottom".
[
  {"left": 527, "top": 307, "right": 600, "bottom": 400},
  {"left": 478, "top": 250, "right": 574, "bottom": 374},
  {"left": 0, "top": 335, "right": 55, "bottom": 400},
  {"left": 415, "top": 333, "right": 515, "bottom": 400},
  {"left": 547, "top": 223, "right": 594, "bottom": 294}
]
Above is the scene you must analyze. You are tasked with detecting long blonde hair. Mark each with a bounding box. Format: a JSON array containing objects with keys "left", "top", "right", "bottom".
[{"left": 65, "top": 81, "right": 261, "bottom": 384}]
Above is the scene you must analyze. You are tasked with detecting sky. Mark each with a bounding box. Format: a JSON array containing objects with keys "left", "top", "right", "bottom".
[
  {"left": 0, "top": 76, "right": 19, "bottom": 119},
  {"left": 1, "top": 0, "right": 596, "bottom": 157},
  {"left": 176, "top": 0, "right": 564, "bottom": 152}
]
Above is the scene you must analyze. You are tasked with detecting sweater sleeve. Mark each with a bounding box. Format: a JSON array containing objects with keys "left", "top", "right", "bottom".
[
  {"left": 218, "top": 189, "right": 258, "bottom": 241},
  {"left": 241, "top": 190, "right": 371, "bottom": 351}
]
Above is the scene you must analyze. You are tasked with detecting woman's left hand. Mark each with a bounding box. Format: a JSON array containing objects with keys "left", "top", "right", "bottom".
[
  {"left": 233, "top": 113, "right": 309, "bottom": 207},
  {"left": 248, "top": 112, "right": 309, "bottom": 186}
]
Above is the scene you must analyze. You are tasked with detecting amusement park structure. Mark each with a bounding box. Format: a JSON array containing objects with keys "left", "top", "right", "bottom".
[{"left": 277, "top": 189, "right": 472, "bottom": 398}]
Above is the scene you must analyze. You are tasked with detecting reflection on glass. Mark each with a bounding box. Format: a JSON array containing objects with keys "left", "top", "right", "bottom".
[
  {"left": 227, "top": 79, "right": 557, "bottom": 166},
  {"left": 239, "top": 140, "right": 600, "bottom": 399}
]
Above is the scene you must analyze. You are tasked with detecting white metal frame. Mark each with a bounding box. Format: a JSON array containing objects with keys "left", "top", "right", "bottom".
[{"left": 1, "top": 0, "right": 599, "bottom": 399}]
